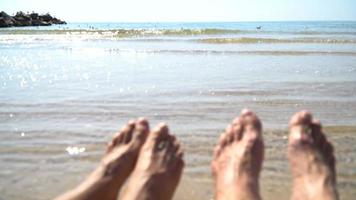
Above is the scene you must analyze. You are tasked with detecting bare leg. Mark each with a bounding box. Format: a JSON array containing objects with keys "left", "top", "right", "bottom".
[
  {"left": 211, "top": 109, "right": 264, "bottom": 200},
  {"left": 288, "top": 111, "right": 338, "bottom": 200},
  {"left": 120, "top": 123, "right": 184, "bottom": 200},
  {"left": 55, "top": 118, "right": 149, "bottom": 200}
]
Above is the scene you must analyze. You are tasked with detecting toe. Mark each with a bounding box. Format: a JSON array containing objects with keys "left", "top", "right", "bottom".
[
  {"left": 120, "top": 120, "right": 135, "bottom": 144},
  {"left": 218, "top": 131, "right": 229, "bottom": 147},
  {"left": 225, "top": 124, "right": 235, "bottom": 143},
  {"left": 170, "top": 136, "right": 180, "bottom": 154},
  {"left": 289, "top": 110, "right": 312, "bottom": 127},
  {"left": 241, "top": 110, "right": 262, "bottom": 143},
  {"left": 137, "top": 117, "right": 149, "bottom": 130},
  {"left": 106, "top": 132, "right": 125, "bottom": 152},
  {"left": 164, "top": 135, "right": 178, "bottom": 162},
  {"left": 135, "top": 118, "right": 150, "bottom": 138},
  {"left": 213, "top": 145, "right": 222, "bottom": 160},
  {"left": 311, "top": 120, "right": 325, "bottom": 146},
  {"left": 122, "top": 120, "right": 136, "bottom": 144},
  {"left": 241, "top": 109, "right": 262, "bottom": 131},
  {"left": 176, "top": 147, "right": 184, "bottom": 159},
  {"left": 289, "top": 110, "right": 313, "bottom": 145},
  {"left": 322, "top": 140, "right": 336, "bottom": 177},
  {"left": 129, "top": 118, "right": 150, "bottom": 149},
  {"left": 241, "top": 108, "right": 254, "bottom": 116},
  {"left": 151, "top": 123, "right": 169, "bottom": 139},
  {"left": 214, "top": 115, "right": 246, "bottom": 158},
  {"left": 106, "top": 121, "right": 134, "bottom": 153},
  {"left": 174, "top": 154, "right": 185, "bottom": 173},
  {"left": 172, "top": 144, "right": 184, "bottom": 170},
  {"left": 310, "top": 119, "right": 335, "bottom": 170},
  {"left": 165, "top": 135, "right": 176, "bottom": 153},
  {"left": 151, "top": 123, "right": 171, "bottom": 151},
  {"left": 232, "top": 117, "right": 243, "bottom": 141}
]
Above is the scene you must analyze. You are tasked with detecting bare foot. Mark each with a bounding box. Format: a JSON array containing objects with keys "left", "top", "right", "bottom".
[
  {"left": 288, "top": 111, "right": 338, "bottom": 200},
  {"left": 211, "top": 109, "right": 264, "bottom": 200},
  {"left": 55, "top": 118, "right": 149, "bottom": 200},
  {"left": 120, "top": 123, "right": 184, "bottom": 200}
]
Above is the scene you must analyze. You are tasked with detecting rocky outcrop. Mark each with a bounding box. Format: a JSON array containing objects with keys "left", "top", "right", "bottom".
[
  {"left": 0, "top": 11, "right": 16, "bottom": 27},
  {"left": 0, "top": 11, "right": 66, "bottom": 28}
]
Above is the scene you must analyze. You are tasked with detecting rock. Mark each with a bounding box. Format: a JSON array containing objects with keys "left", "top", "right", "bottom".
[
  {"left": 0, "top": 11, "right": 66, "bottom": 28},
  {"left": 13, "top": 11, "right": 32, "bottom": 26},
  {"left": 52, "top": 17, "right": 66, "bottom": 24},
  {"left": 39, "top": 13, "right": 53, "bottom": 22},
  {"left": 30, "top": 13, "right": 39, "bottom": 20},
  {"left": 32, "top": 19, "right": 51, "bottom": 26},
  {"left": 0, "top": 11, "right": 16, "bottom": 27},
  {"left": 0, "top": 11, "right": 11, "bottom": 18}
]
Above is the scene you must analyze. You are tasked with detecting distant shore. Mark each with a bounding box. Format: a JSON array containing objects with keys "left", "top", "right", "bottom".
[{"left": 0, "top": 11, "right": 66, "bottom": 28}]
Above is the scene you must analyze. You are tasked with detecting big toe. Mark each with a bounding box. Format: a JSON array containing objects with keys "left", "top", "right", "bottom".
[
  {"left": 151, "top": 123, "right": 170, "bottom": 151},
  {"left": 129, "top": 118, "right": 150, "bottom": 149},
  {"left": 241, "top": 109, "right": 262, "bottom": 144},
  {"left": 288, "top": 110, "right": 314, "bottom": 145},
  {"left": 289, "top": 110, "right": 312, "bottom": 126}
]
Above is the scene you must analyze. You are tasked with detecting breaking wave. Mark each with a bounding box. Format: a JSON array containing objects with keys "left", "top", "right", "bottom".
[
  {"left": 107, "top": 49, "right": 356, "bottom": 56},
  {"left": 195, "top": 37, "right": 356, "bottom": 44},
  {"left": 1, "top": 28, "right": 356, "bottom": 37}
]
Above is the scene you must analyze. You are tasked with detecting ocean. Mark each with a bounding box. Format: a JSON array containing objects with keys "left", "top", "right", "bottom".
[{"left": 1, "top": 21, "right": 356, "bottom": 199}]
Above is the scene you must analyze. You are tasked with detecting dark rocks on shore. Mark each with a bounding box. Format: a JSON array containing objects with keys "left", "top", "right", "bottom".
[{"left": 0, "top": 11, "right": 66, "bottom": 28}]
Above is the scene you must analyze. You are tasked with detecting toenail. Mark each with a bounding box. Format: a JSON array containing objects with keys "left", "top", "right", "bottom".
[
  {"left": 233, "top": 117, "right": 241, "bottom": 124},
  {"left": 157, "top": 141, "right": 167, "bottom": 150},
  {"left": 225, "top": 125, "right": 233, "bottom": 132},
  {"left": 302, "top": 126, "right": 312, "bottom": 136},
  {"left": 158, "top": 122, "right": 167, "bottom": 127},
  {"left": 137, "top": 118, "right": 149, "bottom": 125},
  {"left": 241, "top": 108, "right": 253, "bottom": 115},
  {"left": 138, "top": 117, "right": 147, "bottom": 121},
  {"left": 313, "top": 120, "right": 321, "bottom": 126},
  {"left": 291, "top": 129, "right": 302, "bottom": 140},
  {"left": 158, "top": 123, "right": 169, "bottom": 133}
]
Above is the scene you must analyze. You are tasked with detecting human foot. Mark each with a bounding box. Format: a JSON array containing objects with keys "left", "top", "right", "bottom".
[
  {"left": 55, "top": 118, "right": 149, "bottom": 200},
  {"left": 120, "top": 123, "right": 184, "bottom": 200},
  {"left": 211, "top": 109, "right": 264, "bottom": 200},
  {"left": 288, "top": 111, "right": 338, "bottom": 200}
]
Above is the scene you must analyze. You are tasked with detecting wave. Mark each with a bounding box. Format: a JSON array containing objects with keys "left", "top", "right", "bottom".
[
  {"left": 1, "top": 35, "right": 356, "bottom": 45},
  {"left": 0, "top": 28, "right": 241, "bottom": 36},
  {"left": 107, "top": 49, "right": 356, "bottom": 56},
  {"left": 1, "top": 28, "right": 356, "bottom": 37},
  {"left": 1, "top": 28, "right": 356, "bottom": 45},
  {"left": 195, "top": 37, "right": 356, "bottom": 44}
]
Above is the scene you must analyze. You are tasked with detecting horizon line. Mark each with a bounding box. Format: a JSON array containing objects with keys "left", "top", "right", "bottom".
[{"left": 67, "top": 20, "right": 356, "bottom": 23}]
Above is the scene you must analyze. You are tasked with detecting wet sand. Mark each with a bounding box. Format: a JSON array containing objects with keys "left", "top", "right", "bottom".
[
  {"left": 1, "top": 97, "right": 356, "bottom": 199},
  {"left": 1, "top": 82, "right": 356, "bottom": 199}
]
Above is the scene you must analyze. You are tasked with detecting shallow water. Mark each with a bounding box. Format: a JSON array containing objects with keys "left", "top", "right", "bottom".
[{"left": 1, "top": 22, "right": 356, "bottom": 200}]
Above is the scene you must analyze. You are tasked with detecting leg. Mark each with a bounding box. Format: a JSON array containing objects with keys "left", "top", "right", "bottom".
[
  {"left": 55, "top": 118, "right": 149, "bottom": 200},
  {"left": 288, "top": 111, "right": 339, "bottom": 200},
  {"left": 211, "top": 109, "right": 264, "bottom": 200},
  {"left": 120, "top": 123, "right": 184, "bottom": 200}
]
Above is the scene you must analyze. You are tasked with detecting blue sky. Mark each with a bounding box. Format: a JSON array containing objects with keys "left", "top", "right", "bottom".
[{"left": 1, "top": 0, "right": 356, "bottom": 22}]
